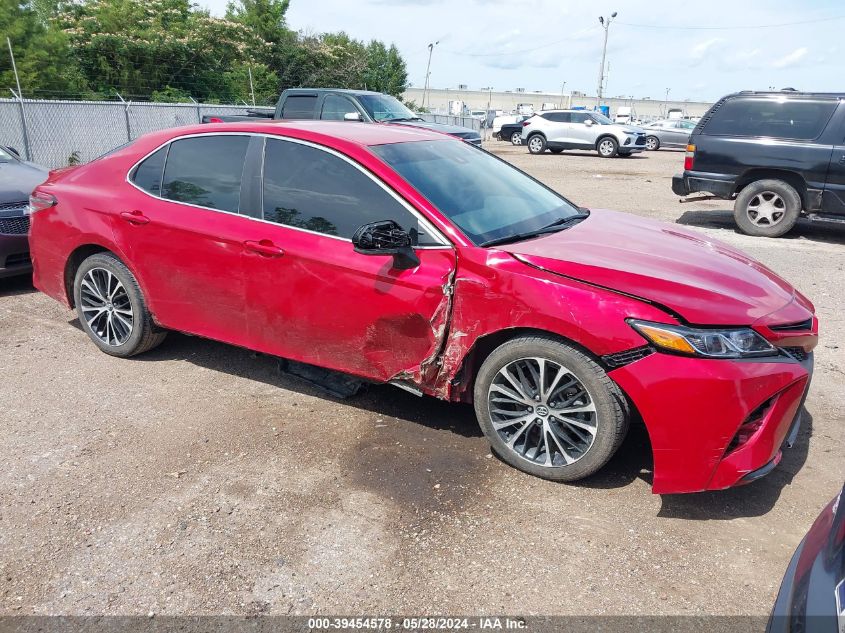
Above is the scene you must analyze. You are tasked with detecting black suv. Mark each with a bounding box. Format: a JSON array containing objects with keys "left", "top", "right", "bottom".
[{"left": 672, "top": 91, "right": 845, "bottom": 237}]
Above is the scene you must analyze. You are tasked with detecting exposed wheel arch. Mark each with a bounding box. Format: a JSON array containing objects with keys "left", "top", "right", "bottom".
[
  {"left": 64, "top": 244, "right": 110, "bottom": 307},
  {"left": 734, "top": 169, "right": 808, "bottom": 208}
]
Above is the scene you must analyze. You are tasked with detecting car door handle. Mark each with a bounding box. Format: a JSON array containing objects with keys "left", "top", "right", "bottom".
[
  {"left": 839, "top": 154, "right": 845, "bottom": 164},
  {"left": 119, "top": 210, "right": 150, "bottom": 225},
  {"left": 244, "top": 239, "right": 285, "bottom": 257}
]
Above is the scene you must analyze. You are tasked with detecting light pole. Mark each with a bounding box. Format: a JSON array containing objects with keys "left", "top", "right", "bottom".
[
  {"left": 596, "top": 12, "right": 617, "bottom": 109},
  {"left": 664, "top": 87, "right": 670, "bottom": 117},
  {"left": 423, "top": 41, "right": 439, "bottom": 110},
  {"left": 560, "top": 81, "right": 566, "bottom": 108}
]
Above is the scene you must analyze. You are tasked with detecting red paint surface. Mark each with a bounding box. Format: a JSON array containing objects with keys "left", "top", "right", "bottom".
[{"left": 29, "top": 121, "right": 818, "bottom": 494}]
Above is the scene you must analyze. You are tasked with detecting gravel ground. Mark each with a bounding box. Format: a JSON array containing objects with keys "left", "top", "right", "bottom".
[{"left": 1, "top": 143, "right": 843, "bottom": 617}]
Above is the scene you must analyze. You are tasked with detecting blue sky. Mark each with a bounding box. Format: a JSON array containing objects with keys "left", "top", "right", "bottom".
[{"left": 201, "top": 0, "right": 845, "bottom": 102}]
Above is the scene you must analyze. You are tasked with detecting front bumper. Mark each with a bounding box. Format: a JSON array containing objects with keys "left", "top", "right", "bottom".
[
  {"left": 610, "top": 351, "right": 813, "bottom": 494},
  {"left": 0, "top": 233, "right": 32, "bottom": 279}
]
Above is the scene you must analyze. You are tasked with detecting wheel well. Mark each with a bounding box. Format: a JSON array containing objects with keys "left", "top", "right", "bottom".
[
  {"left": 594, "top": 134, "right": 616, "bottom": 149},
  {"left": 64, "top": 244, "right": 110, "bottom": 307},
  {"left": 734, "top": 170, "right": 808, "bottom": 206},
  {"left": 453, "top": 327, "right": 605, "bottom": 403},
  {"left": 526, "top": 131, "right": 545, "bottom": 140}
]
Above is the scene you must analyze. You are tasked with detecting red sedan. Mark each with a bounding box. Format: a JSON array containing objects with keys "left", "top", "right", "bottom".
[{"left": 28, "top": 121, "right": 817, "bottom": 494}]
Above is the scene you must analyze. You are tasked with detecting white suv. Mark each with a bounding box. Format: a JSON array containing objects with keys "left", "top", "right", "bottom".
[{"left": 521, "top": 110, "right": 647, "bottom": 158}]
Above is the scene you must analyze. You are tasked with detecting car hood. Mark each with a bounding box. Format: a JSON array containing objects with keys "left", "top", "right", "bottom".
[
  {"left": 389, "top": 119, "right": 480, "bottom": 139},
  {"left": 0, "top": 160, "right": 48, "bottom": 204},
  {"left": 500, "top": 209, "right": 800, "bottom": 326}
]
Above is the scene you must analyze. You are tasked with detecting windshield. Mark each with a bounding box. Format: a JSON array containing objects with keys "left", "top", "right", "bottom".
[
  {"left": 592, "top": 113, "right": 614, "bottom": 125},
  {"left": 371, "top": 140, "right": 580, "bottom": 245},
  {"left": 358, "top": 94, "right": 419, "bottom": 122}
]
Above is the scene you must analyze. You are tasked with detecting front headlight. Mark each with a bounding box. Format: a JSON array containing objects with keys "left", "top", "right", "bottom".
[{"left": 628, "top": 319, "right": 777, "bottom": 359}]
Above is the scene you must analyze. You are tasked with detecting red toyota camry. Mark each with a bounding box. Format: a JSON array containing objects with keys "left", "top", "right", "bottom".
[{"left": 28, "top": 121, "right": 817, "bottom": 494}]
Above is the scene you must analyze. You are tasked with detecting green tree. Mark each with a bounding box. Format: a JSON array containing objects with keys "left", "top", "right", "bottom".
[
  {"left": 363, "top": 41, "right": 407, "bottom": 97},
  {"left": 1, "top": 0, "right": 85, "bottom": 97}
]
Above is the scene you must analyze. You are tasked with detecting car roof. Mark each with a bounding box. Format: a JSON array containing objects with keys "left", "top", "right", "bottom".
[
  {"left": 732, "top": 90, "right": 845, "bottom": 99},
  {"left": 284, "top": 88, "right": 387, "bottom": 97},
  {"left": 140, "top": 120, "right": 453, "bottom": 149}
]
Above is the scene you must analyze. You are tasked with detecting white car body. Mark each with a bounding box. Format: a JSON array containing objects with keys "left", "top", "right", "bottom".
[{"left": 521, "top": 109, "right": 647, "bottom": 157}]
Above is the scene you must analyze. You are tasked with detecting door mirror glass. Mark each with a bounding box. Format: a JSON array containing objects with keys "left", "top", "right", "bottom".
[
  {"left": 343, "top": 112, "right": 363, "bottom": 121},
  {"left": 352, "top": 220, "right": 420, "bottom": 270}
]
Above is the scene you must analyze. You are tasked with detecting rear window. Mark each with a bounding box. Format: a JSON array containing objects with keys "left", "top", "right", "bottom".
[
  {"left": 281, "top": 95, "right": 317, "bottom": 119},
  {"left": 702, "top": 97, "right": 837, "bottom": 140}
]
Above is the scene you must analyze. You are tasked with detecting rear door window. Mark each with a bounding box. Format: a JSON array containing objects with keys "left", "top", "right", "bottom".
[
  {"left": 542, "top": 112, "right": 571, "bottom": 123},
  {"left": 281, "top": 95, "right": 318, "bottom": 119},
  {"left": 703, "top": 97, "right": 837, "bottom": 140},
  {"left": 161, "top": 135, "right": 250, "bottom": 212}
]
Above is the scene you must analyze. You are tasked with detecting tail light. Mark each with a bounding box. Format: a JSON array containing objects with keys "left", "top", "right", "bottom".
[
  {"left": 684, "top": 144, "right": 696, "bottom": 171},
  {"left": 207, "top": 117, "right": 224, "bottom": 123},
  {"left": 522, "top": 120, "right": 531, "bottom": 127},
  {"left": 27, "top": 191, "right": 57, "bottom": 214}
]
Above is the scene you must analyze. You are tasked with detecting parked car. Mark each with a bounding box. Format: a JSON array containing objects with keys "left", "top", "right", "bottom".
[
  {"left": 203, "top": 88, "right": 482, "bottom": 146},
  {"left": 29, "top": 121, "right": 817, "bottom": 494},
  {"left": 642, "top": 118, "right": 696, "bottom": 150},
  {"left": 673, "top": 90, "right": 845, "bottom": 237},
  {"left": 0, "top": 146, "right": 48, "bottom": 279},
  {"left": 521, "top": 110, "right": 647, "bottom": 157},
  {"left": 768, "top": 481, "right": 844, "bottom": 633},
  {"left": 498, "top": 116, "right": 530, "bottom": 145}
]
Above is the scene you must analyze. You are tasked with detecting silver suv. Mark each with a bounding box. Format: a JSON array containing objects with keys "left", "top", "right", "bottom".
[{"left": 521, "top": 110, "right": 647, "bottom": 158}]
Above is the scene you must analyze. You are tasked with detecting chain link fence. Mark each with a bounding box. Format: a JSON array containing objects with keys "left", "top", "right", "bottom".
[{"left": 0, "top": 98, "right": 482, "bottom": 168}]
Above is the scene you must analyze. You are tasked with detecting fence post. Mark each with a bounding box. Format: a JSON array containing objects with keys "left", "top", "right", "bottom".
[
  {"left": 7, "top": 37, "right": 32, "bottom": 161},
  {"left": 190, "top": 97, "right": 201, "bottom": 123},
  {"left": 116, "top": 93, "right": 132, "bottom": 142}
]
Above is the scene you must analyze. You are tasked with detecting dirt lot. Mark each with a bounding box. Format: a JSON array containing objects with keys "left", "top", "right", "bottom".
[{"left": 1, "top": 144, "right": 843, "bottom": 617}]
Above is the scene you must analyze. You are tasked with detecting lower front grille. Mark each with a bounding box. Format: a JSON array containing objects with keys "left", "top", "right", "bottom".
[
  {"left": 634, "top": 135, "right": 646, "bottom": 145},
  {"left": 4, "top": 252, "right": 31, "bottom": 268},
  {"left": 602, "top": 346, "right": 653, "bottom": 368},
  {"left": 782, "top": 347, "right": 808, "bottom": 362},
  {"left": 0, "top": 215, "right": 30, "bottom": 235}
]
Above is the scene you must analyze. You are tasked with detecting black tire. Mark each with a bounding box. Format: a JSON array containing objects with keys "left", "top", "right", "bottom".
[
  {"left": 596, "top": 136, "right": 618, "bottom": 158},
  {"left": 550, "top": 148, "right": 564, "bottom": 154},
  {"left": 733, "top": 179, "right": 801, "bottom": 238},
  {"left": 510, "top": 131, "right": 522, "bottom": 145},
  {"left": 645, "top": 135, "right": 660, "bottom": 151},
  {"left": 526, "top": 134, "right": 546, "bottom": 154},
  {"left": 494, "top": 132, "right": 501, "bottom": 141},
  {"left": 473, "top": 336, "right": 629, "bottom": 482},
  {"left": 73, "top": 252, "right": 166, "bottom": 357}
]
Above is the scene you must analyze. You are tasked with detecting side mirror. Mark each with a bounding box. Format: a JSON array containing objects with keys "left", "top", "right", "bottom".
[
  {"left": 343, "top": 112, "right": 363, "bottom": 121},
  {"left": 352, "top": 220, "right": 420, "bottom": 270},
  {"left": 584, "top": 119, "right": 594, "bottom": 126}
]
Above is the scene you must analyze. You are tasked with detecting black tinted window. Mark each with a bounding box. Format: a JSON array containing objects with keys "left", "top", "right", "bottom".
[
  {"left": 281, "top": 95, "right": 317, "bottom": 119},
  {"left": 542, "top": 112, "right": 570, "bottom": 123},
  {"left": 704, "top": 97, "right": 837, "bottom": 140},
  {"left": 131, "top": 146, "right": 167, "bottom": 195},
  {"left": 321, "top": 95, "right": 357, "bottom": 121},
  {"left": 162, "top": 136, "right": 249, "bottom": 212},
  {"left": 262, "top": 140, "right": 438, "bottom": 244}
]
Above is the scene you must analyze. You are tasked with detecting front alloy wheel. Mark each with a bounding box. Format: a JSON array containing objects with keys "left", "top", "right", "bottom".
[
  {"left": 597, "top": 137, "right": 618, "bottom": 158},
  {"left": 474, "top": 336, "right": 629, "bottom": 482},
  {"left": 511, "top": 131, "right": 522, "bottom": 145},
  {"left": 488, "top": 358, "right": 597, "bottom": 466},
  {"left": 645, "top": 136, "right": 659, "bottom": 151}
]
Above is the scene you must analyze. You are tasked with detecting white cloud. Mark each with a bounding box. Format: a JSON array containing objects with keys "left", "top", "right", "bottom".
[
  {"left": 772, "top": 47, "right": 808, "bottom": 68},
  {"left": 690, "top": 38, "right": 722, "bottom": 60}
]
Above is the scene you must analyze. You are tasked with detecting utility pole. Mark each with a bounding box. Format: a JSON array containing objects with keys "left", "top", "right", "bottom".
[
  {"left": 560, "top": 81, "right": 566, "bottom": 108},
  {"left": 664, "top": 87, "right": 670, "bottom": 117},
  {"left": 596, "top": 12, "right": 617, "bottom": 110},
  {"left": 6, "top": 37, "right": 31, "bottom": 161},
  {"left": 422, "top": 41, "right": 439, "bottom": 110}
]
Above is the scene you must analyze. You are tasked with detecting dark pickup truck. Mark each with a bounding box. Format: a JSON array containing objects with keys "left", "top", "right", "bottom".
[
  {"left": 203, "top": 88, "right": 482, "bottom": 146},
  {"left": 673, "top": 90, "right": 845, "bottom": 237}
]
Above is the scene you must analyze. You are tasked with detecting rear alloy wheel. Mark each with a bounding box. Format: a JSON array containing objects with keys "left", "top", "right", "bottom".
[
  {"left": 510, "top": 131, "right": 522, "bottom": 145},
  {"left": 645, "top": 136, "right": 660, "bottom": 151},
  {"left": 474, "top": 336, "right": 629, "bottom": 482},
  {"left": 527, "top": 135, "right": 546, "bottom": 154},
  {"left": 597, "top": 137, "right": 618, "bottom": 158},
  {"left": 733, "top": 179, "right": 801, "bottom": 237},
  {"left": 74, "top": 252, "right": 167, "bottom": 357}
]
